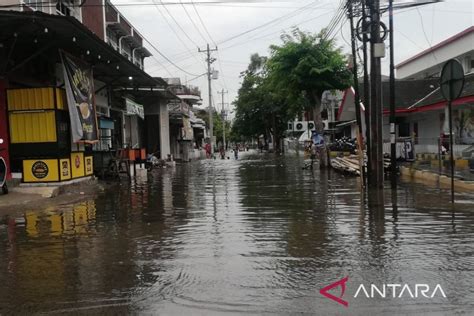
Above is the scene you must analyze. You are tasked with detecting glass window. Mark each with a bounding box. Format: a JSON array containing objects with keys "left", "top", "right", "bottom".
[{"left": 24, "top": 0, "right": 42, "bottom": 11}]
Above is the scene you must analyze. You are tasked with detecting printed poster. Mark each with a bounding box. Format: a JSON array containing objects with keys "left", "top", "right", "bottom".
[{"left": 60, "top": 50, "right": 99, "bottom": 143}]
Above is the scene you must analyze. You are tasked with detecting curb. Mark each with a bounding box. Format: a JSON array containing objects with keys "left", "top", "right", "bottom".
[{"left": 400, "top": 166, "right": 474, "bottom": 192}]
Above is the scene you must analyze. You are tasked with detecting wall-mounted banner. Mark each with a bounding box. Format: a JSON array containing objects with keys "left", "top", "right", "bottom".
[
  {"left": 59, "top": 50, "right": 99, "bottom": 143},
  {"left": 125, "top": 98, "right": 144, "bottom": 119}
]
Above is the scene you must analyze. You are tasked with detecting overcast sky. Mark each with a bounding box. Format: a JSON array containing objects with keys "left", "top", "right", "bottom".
[{"left": 112, "top": 0, "right": 473, "bottom": 114}]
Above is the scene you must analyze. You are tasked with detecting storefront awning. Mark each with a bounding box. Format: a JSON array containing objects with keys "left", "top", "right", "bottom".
[{"left": 0, "top": 10, "right": 165, "bottom": 89}]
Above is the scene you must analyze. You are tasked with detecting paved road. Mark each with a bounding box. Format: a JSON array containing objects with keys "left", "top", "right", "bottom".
[{"left": 1, "top": 152, "right": 473, "bottom": 314}]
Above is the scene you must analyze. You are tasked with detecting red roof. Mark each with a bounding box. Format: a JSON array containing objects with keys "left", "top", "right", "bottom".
[{"left": 395, "top": 26, "right": 474, "bottom": 69}]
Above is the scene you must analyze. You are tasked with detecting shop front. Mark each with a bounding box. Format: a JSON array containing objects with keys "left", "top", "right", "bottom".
[
  {"left": 0, "top": 11, "right": 168, "bottom": 183},
  {"left": 7, "top": 87, "right": 93, "bottom": 183}
]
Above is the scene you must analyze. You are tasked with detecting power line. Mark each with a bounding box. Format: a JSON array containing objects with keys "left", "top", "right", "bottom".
[
  {"left": 191, "top": 0, "right": 218, "bottom": 46},
  {"left": 158, "top": 0, "right": 200, "bottom": 48},
  {"left": 180, "top": 0, "right": 208, "bottom": 44},
  {"left": 416, "top": 7, "right": 438, "bottom": 62},
  {"left": 1, "top": 1, "right": 330, "bottom": 9},
  {"left": 150, "top": 0, "right": 205, "bottom": 69},
  {"left": 216, "top": 0, "right": 321, "bottom": 45},
  {"left": 141, "top": 36, "right": 200, "bottom": 76},
  {"left": 219, "top": 9, "right": 335, "bottom": 51},
  {"left": 167, "top": 1, "right": 327, "bottom": 64}
]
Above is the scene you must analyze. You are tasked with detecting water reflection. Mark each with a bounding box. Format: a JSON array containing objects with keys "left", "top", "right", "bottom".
[{"left": 0, "top": 153, "right": 473, "bottom": 314}]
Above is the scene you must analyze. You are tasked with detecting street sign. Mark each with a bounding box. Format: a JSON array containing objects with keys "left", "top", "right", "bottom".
[
  {"left": 440, "top": 59, "right": 465, "bottom": 101},
  {"left": 439, "top": 59, "right": 465, "bottom": 203}
]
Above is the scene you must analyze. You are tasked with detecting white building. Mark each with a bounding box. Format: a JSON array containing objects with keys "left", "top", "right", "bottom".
[
  {"left": 396, "top": 26, "right": 474, "bottom": 79},
  {"left": 338, "top": 26, "right": 474, "bottom": 158}
]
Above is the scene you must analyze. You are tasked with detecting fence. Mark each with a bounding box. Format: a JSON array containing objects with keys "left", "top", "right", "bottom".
[{"left": 383, "top": 137, "right": 474, "bottom": 159}]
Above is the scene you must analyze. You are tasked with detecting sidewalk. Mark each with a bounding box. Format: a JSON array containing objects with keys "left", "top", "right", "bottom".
[
  {"left": 400, "top": 163, "right": 474, "bottom": 192},
  {"left": 0, "top": 178, "right": 106, "bottom": 216}
]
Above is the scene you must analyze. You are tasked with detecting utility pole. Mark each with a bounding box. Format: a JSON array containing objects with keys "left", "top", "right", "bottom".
[
  {"left": 388, "top": 0, "right": 397, "bottom": 186},
  {"left": 348, "top": 0, "right": 365, "bottom": 186},
  {"left": 199, "top": 44, "right": 218, "bottom": 155},
  {"left": 369, "top": 0, "right": 384, "bottom": 189},
  {"left": 218, "top": 89, "right": 228, "bottom": 151},
  {"left": 361, "top": 0, "right": 371, "bottom": 188}
]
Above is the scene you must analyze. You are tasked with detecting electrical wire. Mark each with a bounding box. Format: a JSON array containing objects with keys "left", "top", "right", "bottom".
[
  {"left": 191, "top": 0, "right": 217, "bottom": 46},
  {"left": 0, "top": 1, "right": 331, "bottom": 9},
  {"left": 150, "top": 0, "right": 205, "bottom": 70},
  {"left": 219, "top": 8, "right": 335, "bottom": 51},
  {"left": 180, "top": 0, "right": 208, "bottom": 44},
  {"left": 158, "top": 0, "right": 200, "bottom": 48},
  {"left": 141, "top": 35, "right": 200, "bottom": 76},
  {"left": 167, "top": 1, "right": 328, "bottom": 64},
  {"left": 416, "top": 7, "right": 438, "bottom": 62},
  {"left": 216, "top": 0, "right": 321, "bottom": 45}
]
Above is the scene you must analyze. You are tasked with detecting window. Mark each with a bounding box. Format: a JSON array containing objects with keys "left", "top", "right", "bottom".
[
  {"left": 23, "top": 0, "right": 42, "bottom": 11},
  {"left": 56, "top": 0, "right": 73, "bottom": 16}
]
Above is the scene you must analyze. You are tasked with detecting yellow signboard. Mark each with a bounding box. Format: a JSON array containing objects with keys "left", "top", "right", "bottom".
[
  {"left": 85, "top": 156, "right": 93, "bottom": 175},
  {"left": 59, "top": 158, "right": 71, "bottom": 181},
  {"left": 23, "top": 159, "right": 59, "bottom": 182},
  {"left": 71, "top": 152, "right": 85, "bottom": 178}
]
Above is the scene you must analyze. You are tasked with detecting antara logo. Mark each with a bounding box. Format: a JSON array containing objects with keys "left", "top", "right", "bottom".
[
  {"left": 320, "top": 277, "right": 447, "bottom": 308},
  {"left": 319, "top": 276, "right": 349, "bottom": 307},
  {"left": 354, "top": 283, "right": 446, "bottom": 299}
]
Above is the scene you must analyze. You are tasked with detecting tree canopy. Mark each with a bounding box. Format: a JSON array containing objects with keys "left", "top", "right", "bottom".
[
  {"left": 267, "top": 28, "right": 352, "bottom": 130},
  {"left": 231, "top": 29, "right": 352, "bottom": 152}
]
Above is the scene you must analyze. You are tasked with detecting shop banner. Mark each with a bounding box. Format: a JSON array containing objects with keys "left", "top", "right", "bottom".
[
  {"left": 125, "top": 98, "right": 144, "bottom": 119},
  {"left": 59, "top": 50, "right": 98, "bottom": 143}
]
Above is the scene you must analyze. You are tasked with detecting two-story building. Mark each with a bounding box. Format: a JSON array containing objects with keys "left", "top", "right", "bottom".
[{"left": 164, "top": 78, "right": 204, "bottom": 161}]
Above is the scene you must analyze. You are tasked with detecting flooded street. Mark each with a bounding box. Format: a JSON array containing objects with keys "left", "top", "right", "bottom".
[{"left": 1, "top": 152, "right": 474, "bottom": 315}]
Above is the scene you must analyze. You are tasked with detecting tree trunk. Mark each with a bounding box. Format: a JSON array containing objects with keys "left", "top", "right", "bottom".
[
  {"left": 311, "top": 91, "right": 329, "bottom": 168},
  {"left": 272, "top": 112, "right": 281, "bottom": 153}
]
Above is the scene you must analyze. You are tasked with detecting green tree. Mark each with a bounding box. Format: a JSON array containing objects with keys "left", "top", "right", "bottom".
[
  {"left": 267, "top": 28, "right": 352, "bottom": 165},
  {"left": 231, "top": 53, "right": 291, "bottom": 151}
]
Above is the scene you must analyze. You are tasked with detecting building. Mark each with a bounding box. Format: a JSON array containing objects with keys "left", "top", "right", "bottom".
[
  {"left": 396, "top": 26, "right": 474, "bottom": 80},
  {"left": 337, "top": 26, "right": 474, "bottom": 158},
  {"left": 0, "top": 1, "right": 174, "bottom": 183},
  {"left": 165, "top": 78, "right": 204, "bottom": 161}
]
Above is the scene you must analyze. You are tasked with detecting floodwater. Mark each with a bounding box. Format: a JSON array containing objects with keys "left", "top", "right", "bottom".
[{"left": 1, "top": 152, "right": 474, "bottom": 315}]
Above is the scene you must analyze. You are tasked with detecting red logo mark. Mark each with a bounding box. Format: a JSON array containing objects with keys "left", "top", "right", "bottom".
[{"left": 320, "top": 276, "right": 349, "bottom": 307}]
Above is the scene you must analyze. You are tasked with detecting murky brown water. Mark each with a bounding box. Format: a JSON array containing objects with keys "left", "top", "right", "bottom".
[{"left": 1, "top": 152, "right": 474, "bottom": 315}]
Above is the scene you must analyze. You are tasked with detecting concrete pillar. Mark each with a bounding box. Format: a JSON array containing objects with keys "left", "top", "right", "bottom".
[
  {"left": 159, "top": 101, "right": 171, "bottom": 160},
  {"left": 0, "top": 79, "right": 11, "bottom": 180}
]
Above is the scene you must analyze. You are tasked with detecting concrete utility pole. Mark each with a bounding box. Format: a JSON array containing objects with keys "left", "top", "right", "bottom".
[
  {"left": 389, "top": 0, "right": 397, "bottom": 186},
  {"left": 361, "top": 0, "right": 371, "bottom": 188},
  {"left": 347, "top": 0, "right": 365, "bottom": 186},
  {"left": 369, "top": 0, "right": 384, "bottom": 189},
  {"left": 218, "top": 89, "right": 228, "bottom": 151},
  {"left": 199, "top": 44, "right": 218, "bottom": 154}
]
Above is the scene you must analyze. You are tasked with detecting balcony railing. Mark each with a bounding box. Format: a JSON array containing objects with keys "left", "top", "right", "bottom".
[{"left": 171, "top": 85, "right": 201, "bottom": 98}]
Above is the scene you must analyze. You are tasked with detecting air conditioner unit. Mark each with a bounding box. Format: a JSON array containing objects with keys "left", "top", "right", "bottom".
[
  {"left": 294, "top": 121, "right": 307, "bottom": 132},
  {"left": 287, "top": 122, "right": 294, "bottom": 132},
  {"left": 307, "top": 121, "right": 315, "bottom": 131}
]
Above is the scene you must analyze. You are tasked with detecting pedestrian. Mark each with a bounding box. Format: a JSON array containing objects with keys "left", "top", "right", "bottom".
[
  {"left": 205, "top": 142, "right": 211, "bottom": 159},
  {"left": 220, "top": 146, "right": 225, "bottom": 159},
  {"left": 234, "top": 145, "right": 239, "bottom": 159}
]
